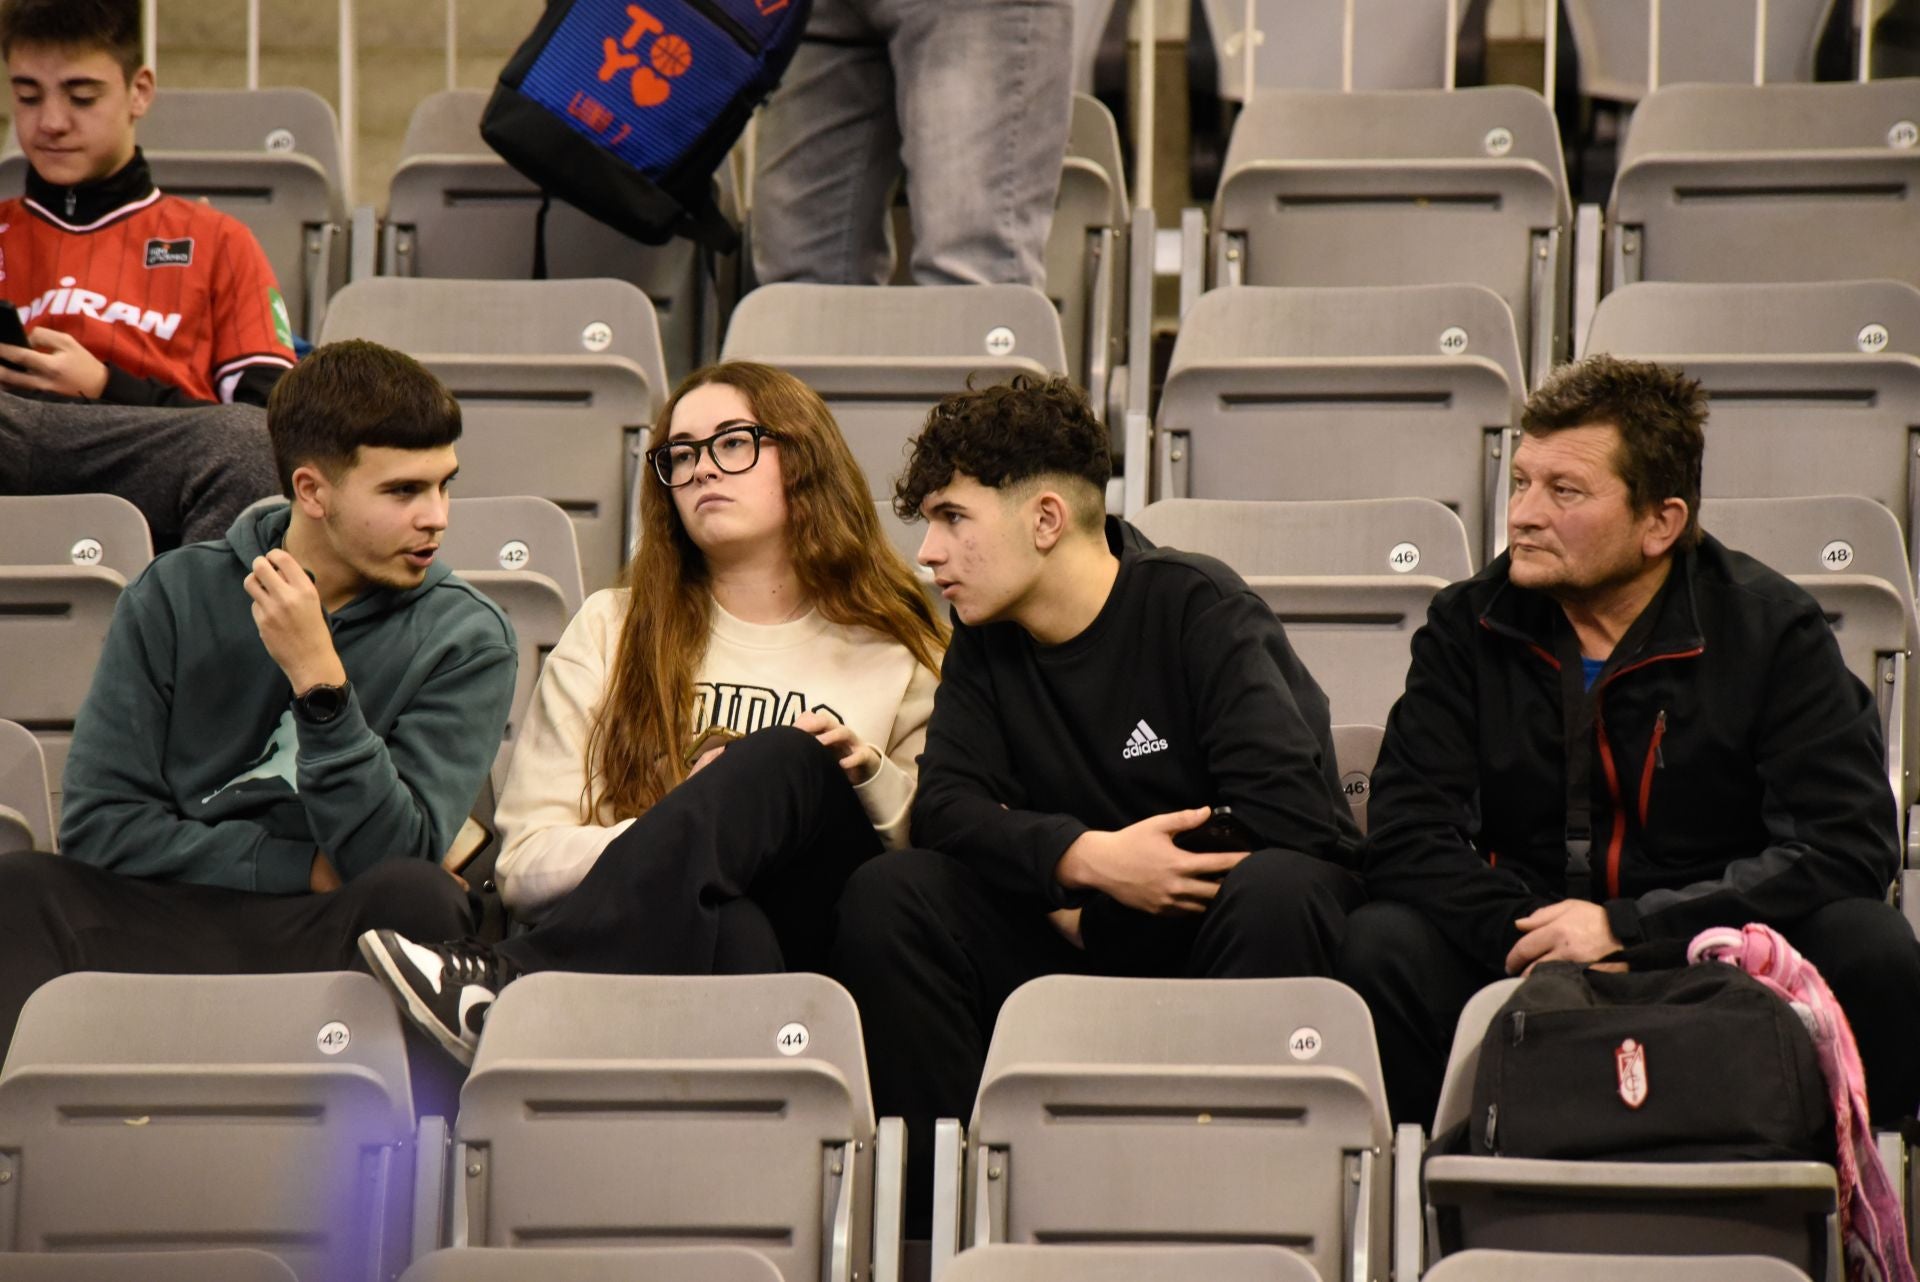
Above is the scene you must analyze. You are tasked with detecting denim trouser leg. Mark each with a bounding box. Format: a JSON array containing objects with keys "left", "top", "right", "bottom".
[
  {"left": 751, "top": 0, "right": 901, "bottom": 287},
  {"left": 751, "top": 0, "right": 1073, "bottom": 288},
  {"left": 884, "top": 0, "right": 1072, "bottom": 286}
]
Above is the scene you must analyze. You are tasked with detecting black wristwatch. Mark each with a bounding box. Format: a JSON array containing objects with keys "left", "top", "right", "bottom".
[{"left": 293, "top": 681, "right": 351, "bottom": 725}]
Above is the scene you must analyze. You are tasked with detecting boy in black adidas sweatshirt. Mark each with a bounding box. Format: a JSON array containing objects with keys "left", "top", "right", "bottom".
[{"left": 831, "top": 376, "right": 1363, "bottom": 1223}]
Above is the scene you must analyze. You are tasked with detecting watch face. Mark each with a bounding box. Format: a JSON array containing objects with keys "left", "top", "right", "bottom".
[{"left": 299, "top": 684, "right": 348, "bottom": 723}]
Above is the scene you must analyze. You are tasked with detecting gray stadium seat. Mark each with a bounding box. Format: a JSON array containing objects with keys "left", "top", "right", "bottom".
[
  {"left": 1132, "top": 497, "right": 1471, "bottom": 727},
  {"left": 0, "top": 494, "right": 152, "bottom": 827},
  {"left": 0, "top": 720, "right": 52, "bottom": 856},
  {"left": 0, "top": 88, "right": 350, "bottom": 340},
  {"left": 938, "top": 975, "right": 1390, "bottom": 1282},
  {"left": 1050, "top": 95, "right": 1130, "bottom": 423},
  {"left": 0, "top": 971, "right": 428, "bottom": 1282},
  {"left": 382, "top": 89, "right": 729, "bottom": 385},
  {"left": 1698, "top": 495, "right": 1919, "bottom": 898},
  {"left": 399, "top": 1246, "right": 784, "bottom": 1282},
  {"left": 1423, "top": 1249, "right": 1814, "bottom": 1282},
  {"left": 1201, "top": 0, "right": 1461, "bottom": 98},
  {"left": 1587, "top": 279, "right": 1920, "bottom": 359},
  {"left": 1607, "top": 80, "right": 1920, "bottom": 291},
  {"left": 440, "top": 496, "right": 587, "bottom": 788},
  {"left": 1210, "top": 86, "right": 1570, "bottom": 384},
  {"left": 1585, "top": 281, "right": 1920, "bottom": 579},
  {"left": 455, "top": 972, "right": 902, "bottom": 1282},
  {"left": 319, "top": 277, "right": 670, "bottom": 593},
  {"left": 721, "top": 284, "right": 1068, "bottom": 499},
  {"left": 1418, "top": 979, "right": 1840, "bottom": 1281},
  {"left": 1566, "top": 0, "right": 1835, "bottom": 103},
  {"left": 0, "top": 492, "right": 153, "bottom": 579},
  {"left": 944, "top": 1244, "right": 1321, "bottom": 1282},
  {"left": 1332, "top": 724, "right": 1384, "bottom": 835},
  {"left": 1152, "top": 286, "right": 1521, "bottom": 565},
  {"left": 0, "top": 1250, "right": 299, "bottom": 1281}
]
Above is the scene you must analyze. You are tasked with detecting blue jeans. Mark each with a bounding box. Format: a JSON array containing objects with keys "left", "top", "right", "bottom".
[{"left": 750, "top": 0, "right": 1074, "bottom": 287}]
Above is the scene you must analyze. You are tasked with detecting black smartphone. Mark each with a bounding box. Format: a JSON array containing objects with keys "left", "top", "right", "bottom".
[
  {"left": 0, "top": 302, "right": 26, "bottom": 369},
  {"left": 1174, "top": 805, "right": 1261, "bottom": 854}
]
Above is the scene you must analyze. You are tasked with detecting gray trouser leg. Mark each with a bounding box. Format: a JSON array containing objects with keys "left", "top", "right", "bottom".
[
  {"left": 0, "top": 394, "right": 278, "bottom": 549},
  {"left": 751, "top": 0, "right": 1073, "bottom": 288},
  {"left": 751, "top": 0, "right": 902, "bottom": 287},
  {"left": 885, "top": 0, "right": 1073, "bottom": 286}
]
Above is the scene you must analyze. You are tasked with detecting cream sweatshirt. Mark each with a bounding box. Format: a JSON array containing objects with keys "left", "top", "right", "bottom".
[{"left": 493, "top": 588, "right": 938, "bottom": 916}]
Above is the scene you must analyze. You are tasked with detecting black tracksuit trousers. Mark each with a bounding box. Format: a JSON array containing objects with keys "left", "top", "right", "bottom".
[
  {"left": 496, "top": 726, "right": 882, "bottom": 978},
  {"left": 831, "top": 844, "right": 1365, "bottom": 1230}
]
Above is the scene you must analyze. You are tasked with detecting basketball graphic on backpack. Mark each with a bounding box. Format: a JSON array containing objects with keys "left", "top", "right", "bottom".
[{"left": 651, "top": 33, "right": 693, "bottom": 78}]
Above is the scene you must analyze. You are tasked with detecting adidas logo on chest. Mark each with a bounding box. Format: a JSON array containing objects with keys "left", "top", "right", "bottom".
[{"left": 1122, "top": 719, "right": 1170, "bottom": 760}]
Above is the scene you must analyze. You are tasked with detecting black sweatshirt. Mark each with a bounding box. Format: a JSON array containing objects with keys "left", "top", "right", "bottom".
[{"left": 911, "top": 518, "right": 1361, "bottom": 910}]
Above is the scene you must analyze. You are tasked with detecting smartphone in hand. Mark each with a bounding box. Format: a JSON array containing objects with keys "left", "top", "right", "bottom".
[
  {"left": 1174, "top": 805, "right": 1261, "bottom": 854},
  {"left": 0, "top": 303, "right": 27, "bottom": 371}
]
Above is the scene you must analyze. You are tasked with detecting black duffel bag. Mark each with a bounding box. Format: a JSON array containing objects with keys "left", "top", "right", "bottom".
[{"left": 1469, "top": 960, "right": 1834, "bottom": 1164}]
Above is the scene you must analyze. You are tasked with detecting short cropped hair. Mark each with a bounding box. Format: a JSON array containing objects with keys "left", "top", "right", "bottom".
[
  {"left": 268, "top": 340, "right": 462, "bottom": 496},
  {"left": 1522, "top": 354, "right": 1707, "bottom": 549},
  {"left": 894, "top": 375, "right": 1111, "bottom": 532},
  {"left": 0, "top": 0, "right": 142, "bottom": 79}
]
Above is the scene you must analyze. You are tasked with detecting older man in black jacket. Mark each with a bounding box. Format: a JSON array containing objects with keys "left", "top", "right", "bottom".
[{"left": 1339, "top": 354, "right": 1918, "bottom": 1129}]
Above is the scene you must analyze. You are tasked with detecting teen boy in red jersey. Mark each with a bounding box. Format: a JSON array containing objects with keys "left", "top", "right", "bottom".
[
  {"left": 0, "top": 0, "right": 295, "bottom": 547},
  {"left": 0, "top": 0, "right": 293, "bottom": 405}
]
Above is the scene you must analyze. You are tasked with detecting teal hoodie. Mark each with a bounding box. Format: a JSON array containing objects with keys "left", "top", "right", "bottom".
[{"left": 59, "top": 501, "right": 517, "bottom": 893}]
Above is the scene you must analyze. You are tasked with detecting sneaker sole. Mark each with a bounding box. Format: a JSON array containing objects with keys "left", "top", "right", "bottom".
[{"left": 357, "top": 931, "right": 478, "bottom": 1068}]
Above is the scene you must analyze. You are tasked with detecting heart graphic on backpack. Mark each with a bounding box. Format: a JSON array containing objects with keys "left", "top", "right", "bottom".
[{"left": 599, "top": 6, "right": 693, "bottom": 108}]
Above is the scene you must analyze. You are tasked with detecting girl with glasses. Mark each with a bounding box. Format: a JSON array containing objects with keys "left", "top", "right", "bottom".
[{"left": 358, "top": 361, "right": 945, "bottom": 1064}]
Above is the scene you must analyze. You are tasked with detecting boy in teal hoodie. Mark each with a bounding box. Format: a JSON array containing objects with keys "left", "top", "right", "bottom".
[{"left": 0, "top": 339, "right": 516, "bottom": 1053}]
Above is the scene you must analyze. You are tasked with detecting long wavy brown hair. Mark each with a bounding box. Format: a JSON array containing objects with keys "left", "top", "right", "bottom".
[{"left": 583, "top": 361, "right": 947, "bottom": 821}]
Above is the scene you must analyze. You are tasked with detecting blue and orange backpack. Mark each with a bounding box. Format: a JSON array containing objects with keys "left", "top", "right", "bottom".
[{"left": 482, "top": 0, "right": 811, "bottom": 253}]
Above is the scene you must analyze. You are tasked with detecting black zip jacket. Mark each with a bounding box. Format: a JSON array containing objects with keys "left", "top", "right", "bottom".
[
  {"left": 911, "top": 517, "right": 1360, "bottom": 910},
  {"left": 1362, "top": 533, "right": 1898, "bottom": 970}
]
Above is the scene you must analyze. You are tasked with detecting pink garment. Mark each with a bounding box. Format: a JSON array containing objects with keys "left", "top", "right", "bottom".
[{"left": 1689, "top": 922, "right": 1915, "bottom": 1282}]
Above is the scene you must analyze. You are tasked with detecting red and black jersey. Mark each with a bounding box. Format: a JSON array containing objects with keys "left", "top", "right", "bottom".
[{"left": 0, "top": 150, "right": 296, "bottom": 406}]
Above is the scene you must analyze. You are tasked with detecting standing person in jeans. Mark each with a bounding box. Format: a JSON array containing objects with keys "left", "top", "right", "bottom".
[
  {"left": 0, "top": 340, "right": 515, "bottom": 1057},
  {"left": 750, "top": 0, "right": 1073, "bottom": 286},
  {"left": 831, "top": 376, "right": 1365, "bottom": 1222},
  {"left": 1337, "top": 354, "right": 1920, "bottom": 1129},
  {"left": 359, "top": 362, "right": 945, "bottom": 1065}
]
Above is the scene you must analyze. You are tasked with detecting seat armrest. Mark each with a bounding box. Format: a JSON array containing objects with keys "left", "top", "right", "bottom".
[
  {"left": 1394, "top": 1122, "right": 1424, "bottom": 1281},
  {"left": 350, "top": 204, "right": 379, "bottom": 283},
  {"left": 873, "top": 1116, "right": 907, "bottom": 1282},
  {"left": 930, "top": 1118, "right": 966, "bottom": 1282},
  {"left": 410, "top": 1113, "right": 451, "bottom": 1261}
]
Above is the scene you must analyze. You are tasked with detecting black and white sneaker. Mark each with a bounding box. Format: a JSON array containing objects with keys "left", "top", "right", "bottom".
[{"left": 358, "top": 930, "right": 512, "bottom": 1066}]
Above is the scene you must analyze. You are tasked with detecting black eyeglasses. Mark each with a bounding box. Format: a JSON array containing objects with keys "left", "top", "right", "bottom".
[{"left": 646, "top": 422, "right": 780, "bottom": 488}]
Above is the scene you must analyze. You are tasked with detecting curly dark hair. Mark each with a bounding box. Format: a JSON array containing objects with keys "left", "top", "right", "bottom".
[
  {"left": 893, "top": 375, "right": 1111, "bottom": 530},
  {"left": 1522, "top": 354, "right": 1707, "bottom": 549}
]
